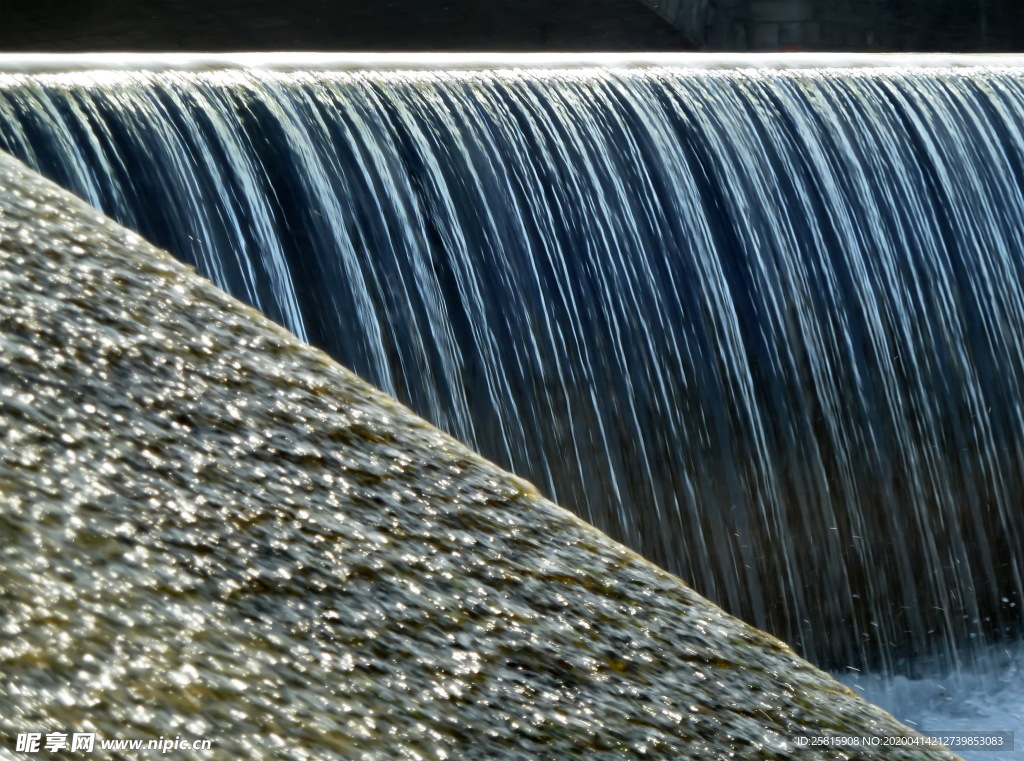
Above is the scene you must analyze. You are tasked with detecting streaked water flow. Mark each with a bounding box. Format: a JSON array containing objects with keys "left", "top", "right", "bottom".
[{"left": 2, "top": 61, "right": 1023, "bottom": 671}]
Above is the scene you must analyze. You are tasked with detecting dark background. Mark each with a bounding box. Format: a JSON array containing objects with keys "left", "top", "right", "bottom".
[
  {"left": 703, "top": 0, "right": 1024, "bottom": 52},
  {"left": 2, "top": 0, "right": 1024, "bottom": 52},
  {"left": 879, "top": 0, "right": 1024, "bottom": 51},
  {"left": 0, "top": 0, "right": 695, "bottom": 52}
]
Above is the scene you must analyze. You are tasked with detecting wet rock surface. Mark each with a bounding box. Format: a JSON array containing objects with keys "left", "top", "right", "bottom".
[{"left": 0, "top": 150, "right": 958, "bottom": 759}]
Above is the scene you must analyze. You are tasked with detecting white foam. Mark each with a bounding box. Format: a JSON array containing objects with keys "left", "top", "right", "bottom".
[
  {"left": 1, "top": 52, "right": 1024, "bottom": 73},
  {"left": 838, "top": 645, "right": 1024, "bottom": 760}
]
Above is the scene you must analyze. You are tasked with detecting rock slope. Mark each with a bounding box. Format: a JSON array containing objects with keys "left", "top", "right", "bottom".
[{"left": 0, "top": 151, "right": 959, "bottom": 759}]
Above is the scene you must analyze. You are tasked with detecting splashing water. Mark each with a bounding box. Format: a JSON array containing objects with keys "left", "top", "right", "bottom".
[
  {"left": 840, "top": 642, "right": 1024, "bottom": 760},
  {"left": 2, "top": 57, "right": 1024, "bottom": 671}
]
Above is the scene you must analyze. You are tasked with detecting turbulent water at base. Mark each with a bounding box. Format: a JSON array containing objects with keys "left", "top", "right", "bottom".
[
  {"left": 3, "top": 62, "right": 1024, "bottom": 671},
  {"left": 841, "top": 642, "right": 1024, "bottom": 759}
]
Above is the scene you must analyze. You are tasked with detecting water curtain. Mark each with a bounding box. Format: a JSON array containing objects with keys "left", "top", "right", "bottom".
[{"left": 3, "top": 57, "right": 1023, "bottom": 669}]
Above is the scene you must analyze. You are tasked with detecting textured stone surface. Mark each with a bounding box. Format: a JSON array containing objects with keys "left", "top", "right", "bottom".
[{"left": 0, "top": 150, "right": 961, "bottom": 759}]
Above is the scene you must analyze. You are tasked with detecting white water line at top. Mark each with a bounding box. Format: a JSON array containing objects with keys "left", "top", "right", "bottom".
[{"left": 1, "top": 52, "right": 1024, "bottom": 73}]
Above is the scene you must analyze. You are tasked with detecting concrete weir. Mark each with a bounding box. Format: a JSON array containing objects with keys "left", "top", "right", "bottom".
[{"left": 0, "top": 150, "right": 957, "bottom": 759}]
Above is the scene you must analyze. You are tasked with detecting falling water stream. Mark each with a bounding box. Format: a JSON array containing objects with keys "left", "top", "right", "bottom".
[{"left": 2, "top": 54, "right": 1024, "bottom": 749}]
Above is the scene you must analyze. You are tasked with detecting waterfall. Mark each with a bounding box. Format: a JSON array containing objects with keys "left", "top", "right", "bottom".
[{"left": 3, "top": 55, "right": 1024, "bottom": 671}]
